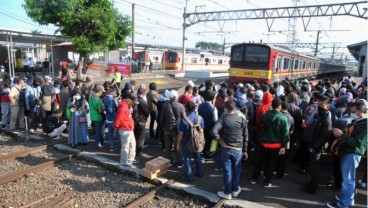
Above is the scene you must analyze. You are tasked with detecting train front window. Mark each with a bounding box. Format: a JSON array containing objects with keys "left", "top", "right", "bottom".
[
  {"left": 244, "top": 45, "right": 270, "bottom": 69},
  {"left": 167, "top": 52, "right": 177, "bottom": 63}
]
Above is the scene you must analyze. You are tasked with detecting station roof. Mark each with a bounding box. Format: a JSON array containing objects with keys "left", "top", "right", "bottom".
[
  {"left": 0, "top": 29, "right": 68, "bottom": 44},
  {"left": 347, "top": 41, "right": 367, "bottom": 61}
]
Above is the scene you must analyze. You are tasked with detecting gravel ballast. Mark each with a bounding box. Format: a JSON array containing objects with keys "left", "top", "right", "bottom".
[
  {"left": 0, "top": 159, "right": 155, "bottom": 207},
  {"left": 0, "top": 134, "right": 48, "bottom": 155}
]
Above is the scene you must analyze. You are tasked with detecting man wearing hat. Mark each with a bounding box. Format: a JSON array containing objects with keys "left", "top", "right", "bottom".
[
  {"left": 41, "top": 75, "right": 55, "bottom": 123},
  {"left": 90, "top": 85, "right": 105, "bottom": 148},
  {"left": 160, "top": 90, "right": 185, "bottom": 168}
]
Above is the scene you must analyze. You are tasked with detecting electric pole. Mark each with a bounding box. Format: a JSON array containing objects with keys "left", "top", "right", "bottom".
[
  {"left": 314, "top": 30, "right": 321, "bottom": 57},
  {"left": 182, "top": 0, "right": 188, "bottom": 72},
  {"left": 131, "top": 3, "right": 135, "bottom": 79}
]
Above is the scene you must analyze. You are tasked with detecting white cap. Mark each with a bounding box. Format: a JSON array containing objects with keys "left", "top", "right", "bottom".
[
  {"left": 44, "top": 75, "right": 52, "bottom": 81},
  {"left": 339, "top": 88, "right": 347, "bottom": 94},
  {"left": 186, "top": 80, "right": 195, "bottom": 87},
  {"left": 276, "top": 85, "right": 285, "bottom": 97},
  {"left": 255, "top": 90, "right": 263, "bottom": 99},
  {"left": 170, "top": 90, "right": 178, "bottom": 99},
  {"left": 237, "top": 83, "right": 244, "bottom": 88}
]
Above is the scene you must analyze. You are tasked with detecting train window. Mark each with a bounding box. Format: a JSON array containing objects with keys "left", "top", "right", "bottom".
[
  {"left": 218, "top": 59, "right": 223, "bottom": 64},
  {"left": 302, "top": 61, "right": 306, "bottom": 69},
  {"left": 244, "top": 45, "right": 270, "bottom": 69},
  {"left": 294, "top": 59, "right": 299, "bottom": 70},
  {"left": 212, "top": 59, "right": 216, "bottom": 63},
  {"left": 167, "top": 52, "right": 177, "bottom": 63},
  {"left": 232, "top": 46, "right": 243, "bottom": 62},
  {"left": 223, "top": 60, "right": 227, "bottom": 64},
  {"left": 283, "top": 58, "right": 290, "bottom": 70},
  {"left": 277, "top": 57, "right": 282, "bottom": 71},
  {"left": 191, "top": 58, "right": 198, "bottom": 64}
]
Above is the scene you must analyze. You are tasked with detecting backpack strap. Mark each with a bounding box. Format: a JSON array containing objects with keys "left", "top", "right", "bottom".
[
  {"left": 184, "top": 116, "right": 194, "bottom": 127},
  {"left": 195, "top": 116, "right": 201, "bottom": 126}
]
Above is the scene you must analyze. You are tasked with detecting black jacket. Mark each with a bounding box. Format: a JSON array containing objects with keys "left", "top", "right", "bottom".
[
  {"left": 310, "top": 112, "right": 332, "bottom": 150},
  {"left": 160, "top": 99, "right": 185, "bottom": 133},
  {"left": 133, "top": 97, "right": 150, "bottom": 125},
  {"left": 43, "top": 115, "right": 63, "bottom": 133}
]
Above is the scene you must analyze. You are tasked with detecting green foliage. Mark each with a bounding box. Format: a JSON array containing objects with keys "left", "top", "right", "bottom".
[
  {"left": 195, "top": 41, "right": 222, "bottom": 50},
  {"left": 23, "top": 0, "right": 132, "bottom": 56}
]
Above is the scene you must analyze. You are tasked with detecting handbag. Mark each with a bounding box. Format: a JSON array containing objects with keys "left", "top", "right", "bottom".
[
  {"left": 330, "top": 138, "right": 345, "bottom": 156},
  {"left": 79, "top": 116, "right": 87, "bottom": 123},
  {"left": 209, "top": 139, "right": 218, "bottom": 153}
]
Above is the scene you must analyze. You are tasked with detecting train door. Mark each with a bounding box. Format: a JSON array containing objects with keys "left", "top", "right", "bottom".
[{"left": 274, "top": 55, "right": 282, "bottom": 81}]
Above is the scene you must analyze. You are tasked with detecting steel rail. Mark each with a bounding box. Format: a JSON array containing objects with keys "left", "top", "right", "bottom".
[
  {"left": 0, "top": 155, "right": 71, "bottom": 185},
  {"left": 123, "top": 172, "right": 186, "bottom": 208}
]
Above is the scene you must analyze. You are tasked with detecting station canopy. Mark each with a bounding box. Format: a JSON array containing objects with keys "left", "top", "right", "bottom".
[{"left": 0, "top": 28, "right": 68, "bottom": 44}]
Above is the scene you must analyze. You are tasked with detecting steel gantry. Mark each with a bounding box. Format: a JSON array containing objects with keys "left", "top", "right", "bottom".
[{"left": 183, "top": 1, "right": 368, "bottom": 31}]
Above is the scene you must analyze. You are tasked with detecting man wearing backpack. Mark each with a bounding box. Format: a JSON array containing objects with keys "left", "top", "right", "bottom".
[
  {"left": 177, "top": 101, "right": 204, "bottom": 182},
  {"left": 160, "top": 90, "right": 185, "bottom": 168},
  {"left": 8, "top": 78, "right": 26, "bottom": 130},
  {"left": 211, "top": 100, "right": 248, "bottom": 200},
  {"left": 26, "top": 78, "right": 42, "bottom": 132}
]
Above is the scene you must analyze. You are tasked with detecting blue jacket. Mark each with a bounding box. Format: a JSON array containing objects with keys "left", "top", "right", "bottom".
[
  {"left": 104, "top": 94, "right": 118, "bottom": 122},
  {"left": 198, "top": 101, "right": 217, "bottom": 130}
]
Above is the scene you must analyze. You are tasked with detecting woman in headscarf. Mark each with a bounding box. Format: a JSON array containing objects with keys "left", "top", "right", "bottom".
[{"left": 67, "top": 91, "right": 89, "bottom": 147}]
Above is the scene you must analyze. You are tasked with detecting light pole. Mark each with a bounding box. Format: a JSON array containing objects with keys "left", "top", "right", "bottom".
[{"left": 181, "top": 0, "right": 189, "bottom": 72}]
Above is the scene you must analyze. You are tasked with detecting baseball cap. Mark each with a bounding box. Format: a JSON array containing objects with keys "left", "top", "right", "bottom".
[
  {"left": 220, "top": 82, "right": 228, "bottom": 88},
  {"left": 255, "top": 90, "right": 263, "bottom": 99},
  {"left": 339, "top": 88, "right": 347, "bottom": 94},
  {"left": 44, "top": 75, "right": 52, "bottom": 81},
  {"left": 170, "top": 90, "right": 178, "bottom": 99},
  {"left": 96, "top": 85, "right": 105, "bottom": 92},
  {"left": 125, "top": 82, "right": 132, "bottom": 90},
  {"left": 187, "top": 80, "right": 195, "bottom": 87}
]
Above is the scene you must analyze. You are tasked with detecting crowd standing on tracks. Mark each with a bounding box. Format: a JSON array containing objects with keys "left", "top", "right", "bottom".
[{"left": 0, "top": 70, "right": 367, "bottom": 208}]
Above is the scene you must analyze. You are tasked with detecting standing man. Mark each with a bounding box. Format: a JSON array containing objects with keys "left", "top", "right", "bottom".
[
  {"left": 22, "top": 56, "right": 29, "bottom": 76},
  {"left": 133, "top": 88, "right": 150, "bottom": 157},
  {"left": 198, "top": 90, "right": 218, "bottom": 159},
  {"left": 160, "top": 90, "right": 185, "bottom": 167},
  {"left": 89, "top": 85, "right": 105, "bottom": 148},
  {"left": 211, "top": 100, "right": 248, "bottom": 200},
  {"left": 28, "top": 57, "right": 36, "bottom": 77},
  {"left": 41, "top": 76, "right": 55, "bottom": 123},
  {"left": 301, "top": 96, "right": 332, "bottom": 194},
  {"left": 146, "top": 82, "right": 160, "bottom": 140},
  {"left": 8, "top": 78, "right": 26, "bottom": 130},
  {"left": 327, "top": 101, "right": 367, "bottom": 208},
  {"left": 42, "top": 58, "right": 50, "bottom": 77},
  {"left": 104, "top": 88, "right": 119, "bottom": 152},
  {"left": 250, "top": 98, "right": 289, "bottom": 188},
  {"left": 61, "top": 58, "right": 68, "bottom": 77},
  {"left": 112, "top": 70, "right": 122, "bottom": 89},
  {"left": 177, "top": 102, "right": 204, "bottom": 182},
  {"left": 178, "top": 85, "right": 193, "bottom": 105},
  {"left": 26, "top": 78, "right": 42, "bottom": 132},
  {"left": 114, "top": 94, "right": 137, "bottom": 168}
]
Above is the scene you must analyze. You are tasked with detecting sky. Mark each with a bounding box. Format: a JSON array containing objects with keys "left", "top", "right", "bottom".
[{"left": 0, "top": 0, "right": 367, "bottom": 59}]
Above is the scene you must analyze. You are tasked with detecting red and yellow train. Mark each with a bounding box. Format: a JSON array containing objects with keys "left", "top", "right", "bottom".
[{"left": 229, "top": 43, "right": 355, "bottom": 84}]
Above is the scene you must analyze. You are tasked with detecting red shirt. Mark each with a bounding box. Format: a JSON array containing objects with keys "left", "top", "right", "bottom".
[
  {"left": 114, "top": 100, "right": 134, "bottom": 131},
  {"left": 0, "top": 94, "right": 10, "bottom": 103},
  {"left": 178, "top": 94, "right": 193, "bottom": 105}
]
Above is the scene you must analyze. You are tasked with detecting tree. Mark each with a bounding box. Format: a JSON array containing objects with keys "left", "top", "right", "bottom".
[
  {"left": 195, "top": 41, "right": 222, "bottom": 51},
  {"left": 23, "top": 0, "right": 131, "bottom": 80},
  {"left": 31, "top": 29, "right": 42, "bottom": 35}
]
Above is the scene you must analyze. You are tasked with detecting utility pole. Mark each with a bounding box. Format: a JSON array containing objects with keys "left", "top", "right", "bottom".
[
  {"left": 223, "top": 38, "right": 226, "bottom": 55},
  {"left": 182, "top": 0, "right": 188, "bottom": 72},
  {"left": 331, "top": 44, "right": 335, "bottom": 61},
  {"left": 131, "top": 3, "right": 135, "bottom": 80},
  {"left": 314, "top": 30, "right": 321, "bottom": 57}
]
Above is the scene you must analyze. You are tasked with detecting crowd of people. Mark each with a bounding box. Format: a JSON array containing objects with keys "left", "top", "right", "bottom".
[{"left": 0, "top": 71, "right": 366, "bottom": 207}]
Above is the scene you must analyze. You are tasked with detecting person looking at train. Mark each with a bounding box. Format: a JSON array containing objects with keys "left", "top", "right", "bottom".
[
  {"left": 211, "top": 100, "right": 248, "bottom": 199},
  {"left": 250, "top": 98, "right": 289, "bottom": 188},
  {"left": 178, "top": 85, "right": 193, "bottom": 105},
  {"left": 255, "top": 84, "right": 273, "bottom": 134},
  {"left": 198, "top": 80, "right": 216, "bottom": 101}
]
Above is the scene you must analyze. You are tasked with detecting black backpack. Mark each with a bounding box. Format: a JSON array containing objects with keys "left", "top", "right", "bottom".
[{"left": 16, "top": 87, "right": 26, "bottom": 107}]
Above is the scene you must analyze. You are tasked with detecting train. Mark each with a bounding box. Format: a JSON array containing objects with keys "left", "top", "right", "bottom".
[
  {"left": 162, "top": 51, "right": 230, "bottom": 71},
  {"left": 229, "top": 43, "right": 355, "bottom": 85}
]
